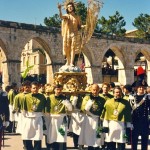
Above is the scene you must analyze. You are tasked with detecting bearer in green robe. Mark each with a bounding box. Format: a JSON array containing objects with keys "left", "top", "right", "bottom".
[
  {"left": 79, "top": 84, "right": 106, "bottom": 150},
  {"left": 13, "top": 80, "right": 31, "bottom": 149},
  {"left": 13, "top": 80, "right": 31, "bottom": 115},
  {"left": 7, "top": 82, "right": 18, "bottom": 133},
  {"left": 22, "top": 81, "right": 47, "bottom": 150},
  {"left": 46, "top": 84, "right": 72, "bottom": 150},
  {"left": 101, "top": 86, "right": 132, "bottom": 150},
  {"left": 99, "top": 82, "right": 114, "bottom": 101}
]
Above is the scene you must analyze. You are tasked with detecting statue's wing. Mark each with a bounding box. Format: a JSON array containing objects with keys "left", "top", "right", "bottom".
[{"left": 81, "top": 0, "right": 103, "bottom": 48}]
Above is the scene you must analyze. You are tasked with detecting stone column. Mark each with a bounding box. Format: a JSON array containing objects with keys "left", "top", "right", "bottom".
[
  {"left": 2, "top": 62, "right": 9, "bottom": 87},
  {"left": 146, "top": 61, "right": 150, "bottom": 86},
  {"left": 147, "top": 69, "right": 150, "bottom": 86},
  {"left": 2, "top": 59, "right": 21, "bottom": 87},
  {"left": 85, "top": 65, "right": 102, "bottom": 84},
  {"left": 46, "top": 64, "right": 54, "bottom": 84},
  {"left": 118, "top": 67, "right": 134, "bottom": 85}
]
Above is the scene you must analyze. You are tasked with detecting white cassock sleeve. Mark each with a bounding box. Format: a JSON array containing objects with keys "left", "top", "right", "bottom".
[
  {"left": 71, "top": 96, "right": 78, "bottom": 107},
  {"left": 85, "top": 99, "right": 93, "bottom": 111},
  {"left": 103, "top": 119, "right": 109, "bottom": 127},
  {"left": 62, "top": 100, "right": 72, "bottom": 111}
]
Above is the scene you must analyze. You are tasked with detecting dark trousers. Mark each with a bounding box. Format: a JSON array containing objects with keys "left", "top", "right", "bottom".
[
  {"left": 132, "top": 129, "right": 149, "bottom": 150},
  {"left": 72, "top": 133, "right": 79, "bottom": 148},
  {"left": 23, "top": 140, "right": 41, "bottom": 150},
  {"left": 47, "top": 142, "right": 66, "bottom": 150},
  {"left": 7, "top": 121, "right": 16, "bottom": 133},
  {"left": 107, "top": 142, "right": 125, "bottom": 150}
]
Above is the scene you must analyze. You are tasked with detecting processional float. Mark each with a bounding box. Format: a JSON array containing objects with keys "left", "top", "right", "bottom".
[{"left": 54, "top": 0, "right": 103, "bottom": 94}]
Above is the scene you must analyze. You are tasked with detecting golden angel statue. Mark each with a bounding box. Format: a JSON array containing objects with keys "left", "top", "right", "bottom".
[{"left": 58, "top": 0, "right": 103, "bottom": 67}]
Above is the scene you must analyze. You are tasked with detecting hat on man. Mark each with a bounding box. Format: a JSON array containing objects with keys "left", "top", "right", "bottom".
[{"left": 135, "top": 80, "right": 147, "bottom": 87}]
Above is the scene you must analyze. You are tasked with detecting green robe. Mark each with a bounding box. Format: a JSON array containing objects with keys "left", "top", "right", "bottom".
[
  {"left": 13, "top": 92, "right": 29, "bottom": 112},
  {"left": 81, "top": 94, "right": 106, "bottom": 116},
  {"left": 49, "top": 94, "right": 67, "bottom": 114},
  {"left": 99, "top": 93, "right": 114, "bottom": 101},
  {"left": 101, "top": 98, "right": 132, "bottom": 122},
  {"left": 123, "top": 94, "right": 129, "bottom": 101},
  {"left": 108, "top": 90, "right": 114, "bottom": 96},
  {"left": 8, "top": 89, "right": 18, "bottom": 105},
  {"left": 23, "top": 93, "right": 46, "bottom": 112}
]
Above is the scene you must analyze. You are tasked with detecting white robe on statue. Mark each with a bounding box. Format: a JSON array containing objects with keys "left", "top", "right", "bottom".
[{"left": 22, "top": 112, "right": 43, "bottom": 140}]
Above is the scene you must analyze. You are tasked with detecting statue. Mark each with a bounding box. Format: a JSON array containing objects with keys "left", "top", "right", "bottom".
[
  {"left": 58, "top": 1, "right": 82, "bottom": 67},
  {"left": 58, "top": 0, "right": 103, "bottom": 68},
  {"left": 56, "top": 0, "right": 103, "bottom": 93}
]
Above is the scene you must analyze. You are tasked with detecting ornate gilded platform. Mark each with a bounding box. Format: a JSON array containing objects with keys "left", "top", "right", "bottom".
[{"left": 54, "top": 72, "right": 89, "bottom": 94}]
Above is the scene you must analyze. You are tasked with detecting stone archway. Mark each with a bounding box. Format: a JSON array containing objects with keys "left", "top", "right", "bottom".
[
  {"left": 20, "top": 36, "right": 54, "bottom": 84},
  {"left": 82, "top": 46, "right": 95, "bottom": 84},
  {"left": 0, "top": 39, "right": 9, "bottom": 87},
  {"left": 134, "top": 48, "right": 150, "bottom": 86},
  {"left": 32, "top": 37, "right": 53, "bottom": 84},
  {"left": 101, "top": 44, "right": 126, "bottom": 85}
]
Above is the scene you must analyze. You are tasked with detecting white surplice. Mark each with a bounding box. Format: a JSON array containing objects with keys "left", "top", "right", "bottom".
[
  {"left": 22, "top": 112, "right": 43, "bottom": 140},
  {"left": 47, "top": 114, "right": 67, "bottom": 144}
]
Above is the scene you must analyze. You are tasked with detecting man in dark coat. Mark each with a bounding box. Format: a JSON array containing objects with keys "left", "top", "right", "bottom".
[
  {"left": 129, "top": 81, "right": 150, "bottom": 150},
  {"left": 0, "top": 83, "right": 9, "bottom": 150}
]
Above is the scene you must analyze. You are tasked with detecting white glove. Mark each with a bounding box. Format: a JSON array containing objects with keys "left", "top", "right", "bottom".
[
  {"left": 72, "top": 96, "right": 78, "bottom": 106},
  {"left": 127, "top": 122, "right": 134, "bottom": 130},
  {"left": 62, "top": 100, "right": 72, "bottom": 111},
  {"left": 85, "top": 99, "right": 93, "bottom": 111},
  {"left": 3, "top": 121, "right": 10, "bottom": 127},
  {"left": 103, "top": 119, "right": 109, "bottom": 127},
  {"left": 22, "top": 110, "right": 27, "bottom": 117}
]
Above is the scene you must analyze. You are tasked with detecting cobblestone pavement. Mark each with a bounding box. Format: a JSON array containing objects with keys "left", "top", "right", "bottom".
[{"left": 1, "top": 132, "right": 150, "bottom": 150}]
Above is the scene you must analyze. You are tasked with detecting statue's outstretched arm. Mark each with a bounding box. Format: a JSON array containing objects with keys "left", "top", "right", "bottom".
[{"left": 58, "top": 3, "right": 68, "bottom": 20}]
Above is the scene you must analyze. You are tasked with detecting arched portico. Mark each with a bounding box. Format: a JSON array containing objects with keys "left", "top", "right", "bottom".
[
  {"left": 101, "top": 44, "right": 128, "bottom": 85},
  {"left": 133, "top": 47, "right": 150, "bottom": 86},
  {"left": 0, "top": 20, "right": 150, "bottom": 86},
  {"left": 0, "top": 39, "right": 10, "bottom": 87},
  {"left": 82, "top": 45, "right": 102, "bottom": 84}
]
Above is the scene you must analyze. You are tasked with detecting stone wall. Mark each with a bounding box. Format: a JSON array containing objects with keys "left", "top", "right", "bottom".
[{"left": 0, "top": 20, "right": 150, "bottom": 86}]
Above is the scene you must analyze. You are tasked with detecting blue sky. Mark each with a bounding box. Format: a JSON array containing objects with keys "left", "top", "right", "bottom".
[{"left": 0, "top": 0, "right": 149, "bottom": 31}]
